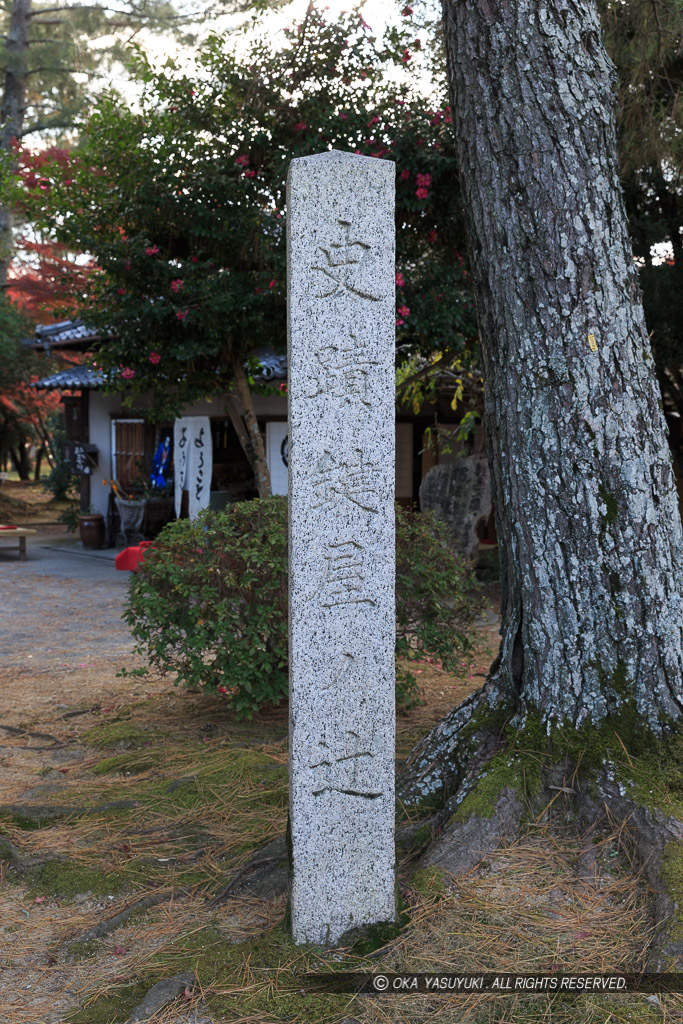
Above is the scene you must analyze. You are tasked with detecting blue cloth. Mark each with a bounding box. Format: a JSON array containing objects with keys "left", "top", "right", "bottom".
[{"left": 151, "top": 438, "right": 171, "bottom": 489}]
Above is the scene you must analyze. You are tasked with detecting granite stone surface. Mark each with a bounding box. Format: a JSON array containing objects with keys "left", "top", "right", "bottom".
[{"left": 287, "top": 150, "right": 396, "bottom": 946}]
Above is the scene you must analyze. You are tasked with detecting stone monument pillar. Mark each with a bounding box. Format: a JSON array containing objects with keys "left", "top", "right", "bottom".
[{"left": 287, "top": 150, "right": 396, "bottom": 946}]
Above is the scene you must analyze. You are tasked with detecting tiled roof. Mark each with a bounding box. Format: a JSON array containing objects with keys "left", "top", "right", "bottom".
[
  {"left": 22, "top": 319, "right": 105, "bottom": 350},
  {"left": 32, "top": 364, "right": 107, "bottom": 390},
  {"left": 27, "top": 324, "right": 287, "bottom": 390},
  {"left": 251, "top": 349, "right": 287, "bottom": 380}
]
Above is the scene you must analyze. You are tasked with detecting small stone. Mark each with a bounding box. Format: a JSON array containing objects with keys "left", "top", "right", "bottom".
[
  {"left": 419, "top": 454, "right": 492, "bottom": 560},
  {"left": 126, "top": 971, "right": 195, "bottom": 1022}
]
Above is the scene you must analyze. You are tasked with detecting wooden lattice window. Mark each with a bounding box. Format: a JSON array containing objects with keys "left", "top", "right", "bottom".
[{"left": 111, "top": 419, "right": 146, "bottom": 490}]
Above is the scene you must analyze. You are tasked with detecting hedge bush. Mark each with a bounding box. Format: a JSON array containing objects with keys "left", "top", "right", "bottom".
[{"left": 124, "top": 497, "right": 483, "bottom": 718}]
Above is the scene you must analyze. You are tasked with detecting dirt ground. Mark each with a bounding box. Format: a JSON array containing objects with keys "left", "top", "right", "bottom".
[{"left": 0, "top": 485, "right": 678, "bottom": 1024}]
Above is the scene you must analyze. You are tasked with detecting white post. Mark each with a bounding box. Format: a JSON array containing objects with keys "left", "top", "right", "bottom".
[{"left": 287, "top": 150, "right": 396, "bottom": 946}]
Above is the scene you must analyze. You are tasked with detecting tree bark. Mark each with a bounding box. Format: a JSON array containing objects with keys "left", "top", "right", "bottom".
[
  {"left": 0, "top": 0, "right": 31, "bottom": 287},
  {"left": 9, "top": 443, "right": 29, "bottom": 479},
  {"left": 230, "top": 356, "right": 272, "bottom": 499},
  {"left": 402, "top": 0, "right": 683, "bottom": 802}
]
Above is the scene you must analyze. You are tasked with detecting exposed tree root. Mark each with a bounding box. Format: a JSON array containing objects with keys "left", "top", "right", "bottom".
[
  {"left": 207, "top": 856, "right": 282, "bottom": 908},
  {"left": 573, "top": 771, "right": 683, "bottom": 969},
  {"left": 419, "top": 786, "right": 525, "bottom": 877},
  {"left": 0, "top": 798, "right": 140, "bottom": 823},
  {"left": 397, "top": 683, "right": 508, "bottom": 806},
  {"left": 65, "top": 892, "right": 176, "bottom": 953},
  {"left": 399, "top": 690, "right": 683, "bottom": 969},
  {"left": 0, "top": 724, "right": 62, "bottom": 744},
  {"left": 0, "top": 834, "right": 65, "bottom": 871}
]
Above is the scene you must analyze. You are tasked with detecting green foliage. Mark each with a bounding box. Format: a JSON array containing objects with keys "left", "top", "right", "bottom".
[
  {"left": 395, "top": 504, "right": 480, "bottom": 696},
  {"left": 125, "top": 498, "right": 289, "bottom": 718},
  {"left": 24, "top": 7, "right": 476, "bottom": 420},
  {"left": 598, "top": 0, "right": 683, "bottom": 383},
  {"left": 42, "top": 420, "right": 78, "bottom": 504},
  {"left": 125, "top": 497, "right": 482, "bottom": 719},
  {"left": 43, "top": 459, "right": 75, "bottom": 504}
]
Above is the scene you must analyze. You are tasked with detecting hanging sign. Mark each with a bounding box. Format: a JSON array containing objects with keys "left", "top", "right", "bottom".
[{"left": 173, "top": 416, "right": 213, "bottom": 519}]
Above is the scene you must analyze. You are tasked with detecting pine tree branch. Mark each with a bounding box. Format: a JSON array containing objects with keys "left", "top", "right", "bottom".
[
  {"left": 25, "top": 65, "right": 94, "bottom": 76},
  {"left": 27, "top": 4, "right": 192, "bottom": 18},
  {"left": 27, "top": 5, "right": 131, "bottom": 15},
  {"left": 19, "top": 114, "right": 77, "bottom": 135}
]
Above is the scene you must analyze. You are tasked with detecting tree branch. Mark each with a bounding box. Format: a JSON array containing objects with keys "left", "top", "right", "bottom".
[
  {"left": 28, "top": 3, "right": 192, "bottom": 19},
  {"left": 25, "top": 66, "right": 94, "bottom": 76},
  {"left": 27, "top": 5, "right": 121, "bottom": 15},
  {"left": 19, "top": 115, "right": 77, "bottom": 135}
]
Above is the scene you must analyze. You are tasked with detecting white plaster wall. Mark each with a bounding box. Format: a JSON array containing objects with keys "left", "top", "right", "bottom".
[
  {"left": 87, "top": 389, "right": 288, "bottom": 518},
  {"left": 89, "top": 392, "right": 125, "bottom": 517},
  {"left": 87, "top": 390, "right": 415, "bottom": 517}
]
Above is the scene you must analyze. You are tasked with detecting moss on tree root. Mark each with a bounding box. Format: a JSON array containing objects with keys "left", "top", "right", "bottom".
[{"left": 406, "top": 705, "right": 683, "bottom": 967}]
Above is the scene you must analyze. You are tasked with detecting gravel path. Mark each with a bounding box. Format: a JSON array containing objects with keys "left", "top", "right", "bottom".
[
  {"left": 2, "top": 530, "right": 133, "bottom": 672},
  {"left": 0, "top": 529, "right": 140, "bottom": 730}
]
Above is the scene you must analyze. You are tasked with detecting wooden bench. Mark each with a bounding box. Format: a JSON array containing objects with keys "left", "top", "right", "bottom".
[{"left": 0, "top": 526, "right": 37, "bottom": 560}]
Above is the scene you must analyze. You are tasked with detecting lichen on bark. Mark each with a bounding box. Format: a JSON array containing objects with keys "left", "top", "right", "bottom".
[{"left": 436, "top": 0, "right": 683, "bottom": 735}]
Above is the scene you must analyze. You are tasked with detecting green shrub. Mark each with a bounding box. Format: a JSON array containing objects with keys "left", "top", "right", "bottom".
[{"left": 124, "top": 497, "right": 482, "bottom": 718}]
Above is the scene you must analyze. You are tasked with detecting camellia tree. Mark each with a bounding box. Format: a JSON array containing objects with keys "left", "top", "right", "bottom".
[{"left": 22, "top": 4, "right": 477, "bottom": 495}]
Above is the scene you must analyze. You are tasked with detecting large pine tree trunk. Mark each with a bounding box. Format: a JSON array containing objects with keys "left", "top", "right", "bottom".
[
  {"left": 400, "top": 0, "right": 683, "bottom": 803},
  {"left": 0, "top": 0, "right": 30, "bottom": 287}
]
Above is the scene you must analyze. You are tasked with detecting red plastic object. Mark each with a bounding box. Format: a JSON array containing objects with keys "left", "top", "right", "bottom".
[{"left": 115, "top": 540, "right": 155, "bottom": 571}]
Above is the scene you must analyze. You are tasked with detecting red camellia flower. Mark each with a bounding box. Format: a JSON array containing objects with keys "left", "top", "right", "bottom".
[
  {"left": 402, "top": 48, "right": 411, "bottom": 63},
  {"left": 395, "top": 272, "right": 405, "bottom": 287},
  {"left": 234, "top": 154, "right": 249, "bottom": 166},
  {"left": 294, "top": 122, "right": 307, "bottom": 131},
  {"left": 170, "top": 279, "right": 184, "bottom": 293},
  {"left": 176, "top": 309, "right": 188, "bottom": 321},
  {"left": 402, "top": 6, "right": 413, "bottom": 14},
  {"left": 217, "top": 686, "right": 228, "bottom": 694},
  {"left": 400, "top": 169, "right": 411, "bottom": 181},
  {"left": 428, "top": 229, "right": 438, "bottom": 244},
  {"left": 148, "top": 352, "right": 161, "bottom": 365},
  {"left": 416, "top": 187, "right": 429, "bottom": 199},
  {"left": 145, "top": 245, "right": 160, "bottom": 256},
  {"left": 118, "top": 288, "right": 126, "bottom": 295},
  {"left": 398, "top": 305, "right": 410, "bottom": 318},
  {"left": 416, "top": 173, "right": 432, "bottom": 188},
  {"left": 121, "top": 367, "right": 135, "bottom": 380},
  {"left": 269, "top": 279, "right": 277, "bottom": 290}
]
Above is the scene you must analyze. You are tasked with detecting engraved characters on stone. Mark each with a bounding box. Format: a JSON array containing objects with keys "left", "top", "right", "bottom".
[{"left": 311, "top": 219, "right": 382, "bottom": 302}]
